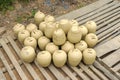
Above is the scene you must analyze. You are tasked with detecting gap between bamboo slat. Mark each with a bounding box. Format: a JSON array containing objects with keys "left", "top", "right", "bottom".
[
  {"left": 97, "top": 14, "right": 120, "bottom": 35},
  {"left": 1, "top": 60, "right": 22, "bottom": 73},
  {"left": 70, "top": 66, "right": 90, "bottom": 80},
  {"left": 95, "top": 8, "right": 120, "bottom": 26},
  {"left": 98, "top": 20, "right": 120, "bottom": 39},
  {"left": 0, "top": 50, "right": 17, "bottom": 80},
  {"left": 97, "top": 27, "right": 120, "bottom": 46},
  {"left": 34, "top": 61, "right": 53, "bottom": 80},
  {"left": 0, "top": 39, "right": 28, "bottom": 80},
  {"left": 97, "top": 14, "right": 120, "bottom": 30},
  {"left": 48, "top": 64, "right": 66, "bottom": 80},
  {"left": 98, "top": 30, "right": 120, "bottom": 46},
  {"left": 89, "top": 65, "right": 109, "bottom": 80},
  {"left": 61, "top": 65, "right": 78, "bottom": 80},
  {"left": 79, "top": 63, "right": 100, "bottom": 80},
  {"left": 94, "top": 61, "right": 119, "bottom": 80}
]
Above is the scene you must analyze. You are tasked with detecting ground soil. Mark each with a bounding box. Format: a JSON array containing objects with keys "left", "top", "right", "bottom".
[{"left": 0, "top": 0, "right": 98, "bottom": 38}]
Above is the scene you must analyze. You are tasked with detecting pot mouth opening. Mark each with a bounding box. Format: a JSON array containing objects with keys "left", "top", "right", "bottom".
[
  {"left": 29, "top": 40, "right": 33, "bottom": 42},
  {"left": 21, "top": 32, "right": 25, "bottom": 34},
  {"left": 91, "top": 37, "right": 96, "bottom": 39}
]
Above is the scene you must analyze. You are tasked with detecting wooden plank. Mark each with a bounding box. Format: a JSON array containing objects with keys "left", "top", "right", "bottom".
[
  {"left": 97, "top": 19, "right": 120, "bottom": 36},
  {"left": 48, "top": 64, "right": 66, "bottom": 80},
  {"left": 0, "top": 69, "right": 6, "bottom": 80},
  {"left": 96, "top": 8, "right": 120, "bottom": 25},
  {"left": 1, "top": 60, "right": 22, "bottom": 73},
  {"left": 98, "top": 21, "right": 120, "bottom": 39},
  {"left": 96, "top": 9, "right": 120, "bottom": 31},
  {"left": 94, "top": 61, "right": 119, "bottom": 80},
  {"left": 34, "top": 61, "right": 52, "bottom": 80},
  {"left": 56, "top": 0, "right": 113, "bottom": 20},
  {"left": 79, "top": 63, "right": 100, "bottom": 80},
  {"left": 112, "top": 63, "right": 120, "bottom": 72},
  {"left": 97, "top": 26, "right": 120, "bottom": 43},
  {"left": 0, "top": 39, "right": 28, "bottom": 80},
  {"left": 61, "top": 65, "right": 78, "bottom": 80},
  {"left": 102, "top": 49, "right": 120, "bottom": 67},
  {"left": 94, "top": 35, "right": 120, "bottom": 57},
  {"left": 0, "top": 51, "right": 17, "bottom": 80},
  {"left": 97, "top": 14, "right": 120, "bottom": 30},
  {"left": 70, "top": 66, "right": 90, "bottom": 80},
  {"left": 98, "top": 31, "right": 120, "bottom": 46},
  {"left": 97, "top": 19, "right": 120, "bottom": 42},
  {"left": 7, "top": 36, "right": 40, "bottom": 80},
  {"left": 76, "top": 1, "right": 118, "bottom": 22},
  {"left": 89, "top": 65, "right": 109, "bottom": 80},
  {"left": 78, "top": 2, "right": 120, "bottom": 24},
  {"left": 0, "top": 38, "right": 9, "bottom": 47}
]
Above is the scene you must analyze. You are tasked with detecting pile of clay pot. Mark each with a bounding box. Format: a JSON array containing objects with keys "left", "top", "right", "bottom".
[{"left": 13, "top": 11, "right": 98, "bottom": 67}]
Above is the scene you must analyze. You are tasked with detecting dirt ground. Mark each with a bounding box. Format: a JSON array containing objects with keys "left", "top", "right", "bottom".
[{"left": 0, "top": 0, "right": 97, "bottom": 38}]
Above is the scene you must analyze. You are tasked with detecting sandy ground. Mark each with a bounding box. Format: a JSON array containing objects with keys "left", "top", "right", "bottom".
[{"left": 0, "top": 0, "right": 97, "bottom": 38}]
